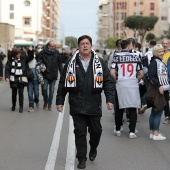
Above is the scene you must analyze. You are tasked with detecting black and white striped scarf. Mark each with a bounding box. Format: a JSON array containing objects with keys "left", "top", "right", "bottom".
[
  {"left": 10, "top": 58, "right": 22, "bottom": 82},
  {"left": 65, "top": 50, "right": 103, "bottom": 88},
  {"left": 155, "top": 59, "right": 169, "bottom": 86}
]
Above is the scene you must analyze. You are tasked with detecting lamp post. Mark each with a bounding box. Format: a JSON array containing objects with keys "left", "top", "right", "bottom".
[{"left": 118, "top": 4, "right": 121, "bottom": 39}]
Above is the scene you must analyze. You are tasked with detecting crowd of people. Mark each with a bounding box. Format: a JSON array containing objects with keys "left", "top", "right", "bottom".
[{"left": 1, "top": 35, "right": 170, "bottom": 169}]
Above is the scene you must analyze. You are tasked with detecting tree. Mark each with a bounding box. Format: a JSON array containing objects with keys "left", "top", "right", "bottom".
[
  {"left": 65, "top": 36, "right": 77, "bottom": 49},
  {"left": 160, "top": 27, "right": 170, "bottom": 39},
  {"left": 124, "top": 16, "right": 158, "bottom": 43},
  {"left": 145, "top": 33, "right": 156, "bottom": 42}
]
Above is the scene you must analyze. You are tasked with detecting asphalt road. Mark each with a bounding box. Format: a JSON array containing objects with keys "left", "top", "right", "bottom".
[{"left": 0, "top": 80, "right": 170, "bottom": 170}]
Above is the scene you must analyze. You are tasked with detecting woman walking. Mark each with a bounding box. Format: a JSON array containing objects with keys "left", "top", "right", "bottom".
[
  {"left": 147, "top": 44, "right": 170, "bottom": 140},
  {"left": 5, "top": 48, "right": 27, "bottom": 113}
]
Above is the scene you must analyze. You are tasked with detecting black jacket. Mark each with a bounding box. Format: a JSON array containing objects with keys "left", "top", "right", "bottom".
[
  {"left": 56, "top": 53, "right": 115, "bottom": 116},
  {"left": 37, "top": 46, "right": 62, "bottom": 80},
  {"left": 5, "top": 55, "right": 28, "bottom": 88}
]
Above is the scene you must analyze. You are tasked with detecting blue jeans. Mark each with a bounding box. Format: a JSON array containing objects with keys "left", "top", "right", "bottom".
[
  {"left": 149, "top": 108, "right": 164, "bottom": 130},
  {"left": 42, "top": 79, "right": 56, "bottom": 106},
  {"left": 27, "top": 80, "right": 39, "bottom": 107}
]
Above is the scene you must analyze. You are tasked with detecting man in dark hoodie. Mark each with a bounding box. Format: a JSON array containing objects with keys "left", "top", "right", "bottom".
[{"left": 37, "top": 40, "right": 62, "bottom": 111}]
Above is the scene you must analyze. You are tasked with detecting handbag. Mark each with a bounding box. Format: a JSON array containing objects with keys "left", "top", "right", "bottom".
[
  {"left": 146, "top": 82, "right": 166, "bottom": 112},
  {"left": 19, "top": 76, "right": 28, "bottom": 86},
  {"left": 26, "top": 68, "right": 34, "bottom": 80}
]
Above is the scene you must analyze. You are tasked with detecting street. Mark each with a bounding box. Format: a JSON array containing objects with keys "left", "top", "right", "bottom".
[{"left": 0, "top": 80, "right": 170, "bottom": 170}]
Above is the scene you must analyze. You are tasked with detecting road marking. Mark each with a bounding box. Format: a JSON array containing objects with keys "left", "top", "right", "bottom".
[
  {"left": 45, "top": 100, "right": 66, "bottom": 170},
  {"left": 65, "top": 116, "right": 75, "bottom": 170}
]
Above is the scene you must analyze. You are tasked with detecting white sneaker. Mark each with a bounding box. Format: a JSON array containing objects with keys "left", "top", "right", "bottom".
[
  {"left": 153, "top": 133, "right": 166, "bottom": 140},
  {"left": 149, "top": 134, "right": 153, "bottom": 139},
  {"left": 163, "top": 117, "right": 169, "bottom": 124},
  {"left": 129, "top": 132, "right": 137, "bottom": 139},
  {"left": 114, "top": 126, "right": 123, "bottom": 132},
  {"left": 139, "top": 105, "right": 147, "bottom": 114},
  {"left": 28, "top": 107, "right": 34, "bottom": 112},
  {"left": 114, "top": 130, "right": 121, "bottom": 137}
]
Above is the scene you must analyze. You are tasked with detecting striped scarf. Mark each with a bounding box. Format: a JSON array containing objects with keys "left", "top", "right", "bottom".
[
  {"left": 65, "top": 50, "right": 103, "bottom": 88},
  {"left": 155, "top": 59, "right": 169, "bottom": 86},
  {"left": 10, "top": 58, "right": 22, "bottom": 82}
]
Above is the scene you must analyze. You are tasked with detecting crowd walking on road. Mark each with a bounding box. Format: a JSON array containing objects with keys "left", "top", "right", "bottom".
[{"left": 1, "top": 34, "right": 170, "bottom": 169}]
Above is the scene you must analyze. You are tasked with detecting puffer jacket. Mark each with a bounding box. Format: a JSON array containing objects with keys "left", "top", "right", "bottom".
[{"left": 56, "top": 52, "right": 115, "bottom": 116}]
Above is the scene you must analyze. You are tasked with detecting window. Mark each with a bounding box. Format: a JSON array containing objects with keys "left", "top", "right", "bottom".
[
  {"left": 161, "top": 16, "right": 167, "bottom": 20},
  {"left": 24, "top": 0, "right": 30, "bottom": 6},
  {"left": 23, "top": 17, "right": 31, "bottom": 26},
  {"left": 10, "top": 4, "right": 14, "bottom": 10},
  {"left": 9, "top": 13, "right": 14, "bottom": 19},
  {"left": 150, "top": 13, "right": 154, "bottom": 17},
  {"left": 150, "top": 3, "right": 154, "bottom": 10}
]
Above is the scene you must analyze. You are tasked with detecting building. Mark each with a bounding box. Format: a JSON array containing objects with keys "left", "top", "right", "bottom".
[
  {"left": 97, "top": 0, "right": 170, "bottom": 47},
  {"left": 0, "top": 0, "right": 60, "bottom": 45}
]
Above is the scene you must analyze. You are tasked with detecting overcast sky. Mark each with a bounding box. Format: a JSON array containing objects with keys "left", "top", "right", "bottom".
[{"left": 60, "top": 0, "right": 99, "bottom": 44}]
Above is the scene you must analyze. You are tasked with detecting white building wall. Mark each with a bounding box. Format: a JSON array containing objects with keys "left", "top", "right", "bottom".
[{"left": 0, "top": 0, "right": 42, "bottom": 41}]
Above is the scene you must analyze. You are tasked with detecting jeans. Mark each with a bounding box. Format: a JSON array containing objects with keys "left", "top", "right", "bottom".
[
  {"left": 42, "top": 79, "right": 56, "bottom": 106},
  {"left": 149, "top": 108, "right": 164, "bottom": 130},
  {"left": 27, "top": 80, "right": 39, "bottom": 107}
]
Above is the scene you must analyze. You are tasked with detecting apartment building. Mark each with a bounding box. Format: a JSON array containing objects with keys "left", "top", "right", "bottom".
[
  {"left": 97, "top": 0, "right": 170, "bottom": 47},
  {"left": 0, "top": 0, "right": 60, "bottom": 44}
]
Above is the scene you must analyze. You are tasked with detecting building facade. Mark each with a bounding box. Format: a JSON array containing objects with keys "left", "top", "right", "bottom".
[
  {"left": 97, "top": 0, "right": 170, "bottom": 47},
  {"left": 0, "top": 0, "right": 60, "bottom": 44}
]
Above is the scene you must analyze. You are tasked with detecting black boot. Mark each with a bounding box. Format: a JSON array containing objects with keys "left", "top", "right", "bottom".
[
  {"left": 77, "top": 159, "right": 86, "bottom": 169},
  {"left": 19, "top": 106, "right": 23, "bottom": 113},
  {"left": 11, "top": 106, "right": 15, "bottom": 111}
]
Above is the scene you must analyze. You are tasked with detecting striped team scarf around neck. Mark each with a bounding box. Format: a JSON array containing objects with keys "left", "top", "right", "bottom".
[
  {"left": 65, "top": 49, "right": 103, "bottom": 88},
  {"left": 10, "top": 58, "right": 23, "bottom": 82}
]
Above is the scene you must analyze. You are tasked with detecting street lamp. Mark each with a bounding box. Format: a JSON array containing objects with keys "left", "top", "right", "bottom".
[{"left": 118, "top": 4, "right": 121, "bottom": 39}]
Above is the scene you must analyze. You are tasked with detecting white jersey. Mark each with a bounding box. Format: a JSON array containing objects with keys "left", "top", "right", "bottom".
[{"left": 111, "top": 50, "right": 143, "bottom": 80}]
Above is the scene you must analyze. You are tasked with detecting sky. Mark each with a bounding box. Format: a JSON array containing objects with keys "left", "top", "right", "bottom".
[{"left": 60, "top": 0, "right": 99, "bottom": 45}]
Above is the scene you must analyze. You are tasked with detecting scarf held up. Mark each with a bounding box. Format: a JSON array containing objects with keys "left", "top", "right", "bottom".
[{"left": 65, "top": 50, "right": 103, "bottom": 88}]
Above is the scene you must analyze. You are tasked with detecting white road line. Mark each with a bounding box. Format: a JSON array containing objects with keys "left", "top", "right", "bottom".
[
  {"left": 45, "top": 102, "right": 66, "bottom": 170},
  {"left": 65, "top": 116, "right": 75, "bottom": 170}
]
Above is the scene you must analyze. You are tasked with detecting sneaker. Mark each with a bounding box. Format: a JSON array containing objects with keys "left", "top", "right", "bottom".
[
  {"left": 163, "top": 117, "right": 169, "bottom": 124},
  {"left": 135, "top": 129, "right": 138, "bottom": 133},
  {"left": 129, "top": 132, "right": 137, "bottom": 139},
  {"left": 28, "top": 107, "right": 34, "bottom": 112},
  {"left": 149, "top": 134, "right": 153, "bottom": 139},
  {"left": 114, "top": 130, "right": 121, "bottom": 137},
  {"left": 36, "top": 103, "right": 39, "bottom": 109},
  {"left": 48, "top": 105, "right": 52, "bottom": 111},
  {"left": 114, "top": 126, "right": 123, "bottom": 132},
  {"left": 125, "top": 119, "right": 130, "bottom": 125},
  {"left": 77, "top": 159, "right": 86, "bottom": 169},
  {"left": 139, "top": 105, "right": 147, "bottom": 114},
  {"left": 43, "top": 102, "right": 47, "bottom": 110},
  {"left": 153, "top": 133, "right": 166, "bottom": 140}
]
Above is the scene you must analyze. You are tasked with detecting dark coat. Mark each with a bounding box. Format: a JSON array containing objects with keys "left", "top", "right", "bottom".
[
  {"left": 37, "top": 46, "right": 62, "bottom": 80},
  {"left": 147, "top": 56, "right": 169, "bottom": 111},
  {"left": 5, "top": 55, "right": 28, "bottom": 88},
  {"left": 56, "top": 52, "right": 115, "bottom": 116}
]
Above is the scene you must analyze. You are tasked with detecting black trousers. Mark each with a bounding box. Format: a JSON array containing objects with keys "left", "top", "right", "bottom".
[
  {"left": 164, "top": 102, "right": 170, "bottom": 118},
  {"left": 115, "top": 90, "right": 137, "bottom": 133},
  {"left": 72, "top": 114, "right": 102, "bottom": 161},
  {"left": 12, "top": 87, "right": 24, "bottom": 107}
]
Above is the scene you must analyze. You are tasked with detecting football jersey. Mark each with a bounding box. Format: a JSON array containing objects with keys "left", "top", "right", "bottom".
[{"left": 111, "top": 50, "right": 143, "bottom": 80}]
